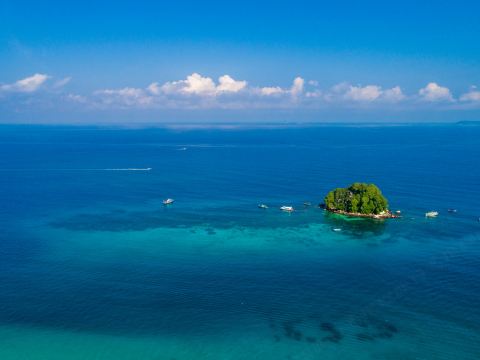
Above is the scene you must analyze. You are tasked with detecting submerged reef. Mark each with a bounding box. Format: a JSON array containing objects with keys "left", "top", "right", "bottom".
[
  {"left": 354, "top": 315, "right": 398, "bottom": 341},
  {"left": 268, "top": 314, "right": 398, "bottom": 345},
  {"left": 320, "top": 322, "right": 343, "bottom": 343}
]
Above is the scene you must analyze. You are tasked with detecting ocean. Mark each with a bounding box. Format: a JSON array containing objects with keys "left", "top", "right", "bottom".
[{"left": 0, "top": 124, "right": 479, "bottom": 359}]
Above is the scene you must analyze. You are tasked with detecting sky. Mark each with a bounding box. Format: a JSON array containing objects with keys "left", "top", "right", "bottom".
[{"left": 1, "top": 0, "right": 480, "bottom": 124}]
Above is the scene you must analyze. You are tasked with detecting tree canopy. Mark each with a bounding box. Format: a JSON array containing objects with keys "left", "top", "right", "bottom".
[{"left": 324, "top": 183, "right": 389, "bottom": 215}]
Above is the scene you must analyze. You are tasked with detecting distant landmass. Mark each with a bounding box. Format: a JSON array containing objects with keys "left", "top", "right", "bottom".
[{"left": 457, "top": 121, "right": 480, "bottom": 126}]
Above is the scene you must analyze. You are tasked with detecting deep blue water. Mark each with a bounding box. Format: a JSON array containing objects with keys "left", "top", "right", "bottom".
[{"left": 0, "top": 124, "right": 479, "bottom": 359}]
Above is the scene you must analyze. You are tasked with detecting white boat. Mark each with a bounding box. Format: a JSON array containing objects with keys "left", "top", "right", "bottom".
[
  {"left": 395, "top": 210, "right": 401, "bottom": 214},
  {"left": 258, "top": 204, "right": 269, "bottom": 209},
  {"left": 425, "top": 211, "right": 438, "bottom": 218},
  {"left": 332, "top": 228, "right": 342, "bottom": 232},
  {"left": 280, "top": 206, "right": 294, "bottom": 212},
  {"left": 163, "top": 198, "right": 175, "bottom": 205}
]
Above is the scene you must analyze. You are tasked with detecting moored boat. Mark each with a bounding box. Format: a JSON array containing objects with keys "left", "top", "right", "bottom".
[
  {"left": 163, "top": 198, "right": 175, "bottom": 205},
  {"left": 280, "top": 206, "right": 294, "bottom": 212},
  {"left": 425, "top": 211, "right": 438, "bottom": 218},
  {"left": 258, "top": 204, "right": 269, "bottom": 209}
]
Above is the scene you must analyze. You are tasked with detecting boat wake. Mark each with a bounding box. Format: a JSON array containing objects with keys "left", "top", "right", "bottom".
[
  {"left": 0, "top": 168, "right": 153, "bottom": 172},
  {"left": 103, "top": 168, "right": 152, "bottom": 171}
]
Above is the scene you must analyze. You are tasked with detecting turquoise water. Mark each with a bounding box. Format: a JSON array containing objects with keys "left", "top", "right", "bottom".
[{"left": 0, "top": 125, "right": 479, "bottom": 359}]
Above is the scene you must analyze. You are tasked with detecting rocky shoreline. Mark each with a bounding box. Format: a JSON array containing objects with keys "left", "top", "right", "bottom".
[{"left": 325, "top": 208, "right": 399, "bottom": 219}]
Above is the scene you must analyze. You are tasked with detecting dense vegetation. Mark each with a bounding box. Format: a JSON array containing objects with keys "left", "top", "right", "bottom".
[{"left": 324, "top": 183, "right": 389, "bottom": 215}]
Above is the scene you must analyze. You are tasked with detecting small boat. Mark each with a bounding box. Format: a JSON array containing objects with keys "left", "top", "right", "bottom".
[
  {"left": 280, "top": 206, "right": 294, "bottom": 212},
  {"left": 425, "top": 211, "right": 438, "bottom": 218},
  {"left": 258, "top": 204, "right": 269, "bottom": 209},
  {"left": 163, "top": 198, "right": 175, "bottom": 205},
  {"left": 395, "top": 210, "right": 401, "bottom": 214},
  {"left": 332, "top": 228, "right": 342, "bottom": 232},
  {"left": 303, "top": 202, "right": 312, "bottom": 207},
  {"left": 447, "top": 209, "right": 457, "bottom": 213}
]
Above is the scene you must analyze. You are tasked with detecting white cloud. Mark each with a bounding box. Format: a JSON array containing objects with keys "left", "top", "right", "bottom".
[
  {"left": 147, "top": 82, "right": 161, "bottom": 95},
  {"left": 95, "top": 87, "right": 153, "bottom": 106},
  {"left": 324, "top": 83, "right": 405, "bottom": 103},
  {"left": 324, "top": 82, "right": 349, "bottom": 102},
  {"left": 383, "top": 86, "right": 406, "bottom": 102},
  {"left": 53, "top": 77, "right": 71, "bottom": 88},
  {"left": 161, "top": 73, "right": 247, "bottom": 96},
  {"left": 66, "top": 93, "right": 87, "bottom": 103},
  {"left": 460, "top": 87, "right": 480, "bottom": 102},
  {"left": 182, "top": 73, "right": 216, "bottom": 95},
  {"left": 161, "top": 73, "right": 217, "bottom": 96},
  {"left": 345, "top": 85, "right": 382, "bottom": 102},
  {"left": 217, "top": 75, "right": 247, "bottom": 93},
  {"left": 259, "top": 86, "right": 285, "bottom": 96},
  {"left": 256, "top": 77, "right": 304, "bottom": 98},
  {"left": 418, "top": 82, "right": 453, "bottom": 102},
  {"left": 1, "top": 73, "right": 49, "bottom": 93},
  {"left": 305, "top": 89, "right": 323, "bottom": 98},
  {"left": 291, "top": 77, "right": 304, "bottom": 98}
]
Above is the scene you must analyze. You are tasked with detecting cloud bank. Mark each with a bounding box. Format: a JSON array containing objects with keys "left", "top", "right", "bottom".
[
  {"left": 2, "top": 73, "right": 480, "bottom": 113},
  {"left": 87, "top": 74, "right": 413, "bottom": 109}
]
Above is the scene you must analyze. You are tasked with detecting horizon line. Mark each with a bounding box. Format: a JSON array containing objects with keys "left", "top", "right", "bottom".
[{"left": 0, "top": 120, "right": 479, "bottom": 130}]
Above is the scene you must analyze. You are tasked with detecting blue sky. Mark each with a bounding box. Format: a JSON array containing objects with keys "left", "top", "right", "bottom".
[{"left": 1, "top": 0, "right": 480, "bottom": 124}]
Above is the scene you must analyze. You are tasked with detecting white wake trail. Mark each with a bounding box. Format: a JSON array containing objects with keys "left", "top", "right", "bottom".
[{"left": 0, "top": 168, "right": 153, "bottom": 171}]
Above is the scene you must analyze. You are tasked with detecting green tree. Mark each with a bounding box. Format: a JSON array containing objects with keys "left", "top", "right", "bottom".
[{"left": 324, "top": 183, "right": 389, "bottom": 215}]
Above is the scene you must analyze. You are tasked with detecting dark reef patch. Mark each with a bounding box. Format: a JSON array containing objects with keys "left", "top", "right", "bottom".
[
  {"left": 353, "top": 315, "right": 398, "bottom": 341},
  {"left": 319, "top": 322, "right": 343, "bottom": 343},
  {"left": 268, "top": 316, "right": 345, "bottom": 345},
  {"left": 205, "top": 227, "right": 216, "bottom": 235},
  {"left": 282, "top": 320, "right": 304, "bottom": 341}
]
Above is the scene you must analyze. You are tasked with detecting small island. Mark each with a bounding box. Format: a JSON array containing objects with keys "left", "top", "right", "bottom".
[{"left": 323, "top": 183, "right": 398, "bottom": 219}]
